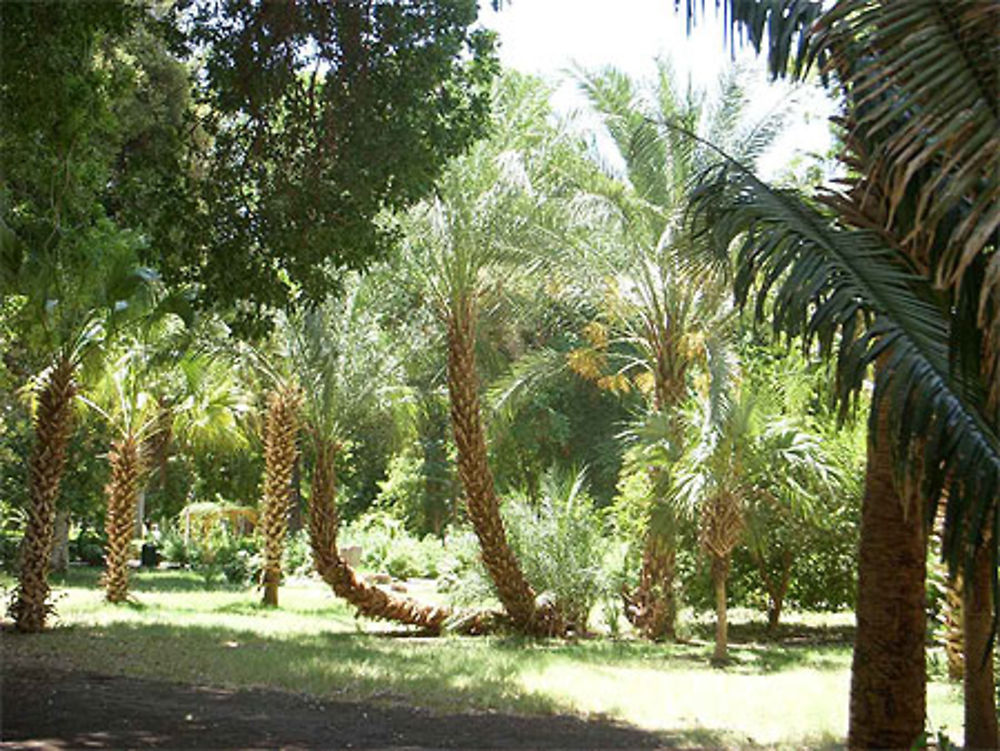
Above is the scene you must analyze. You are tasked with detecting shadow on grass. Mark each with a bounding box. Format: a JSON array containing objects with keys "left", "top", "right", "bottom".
[
  {"left": 5, "top": 657, "right": 670, "bottom": 750},
  {"left": 52, "top": 566, "right": 248, "bottom": 593}
]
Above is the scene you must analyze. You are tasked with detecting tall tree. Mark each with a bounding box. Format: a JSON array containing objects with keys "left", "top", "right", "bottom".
[
  {"left": 182, "top": 0, "right": 498, "bottom": 334},
  {"left": 569, "top": 64, "right": 778, "bottom": 639},
  {"left": 680, "top": 1, "right": 999, "bottom": 745},
  {"left": 400, "top": 74, "right": 576, "bottom": 635}
]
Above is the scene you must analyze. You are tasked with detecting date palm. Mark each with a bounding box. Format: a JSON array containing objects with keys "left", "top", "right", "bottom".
[
  {"left": 668, "top": 376, "right": 833, "bottom": 663},
  {"left": 286, "top": 291, "right": 463, "bottom": 631},
  {"left": 681, "top": 1, "right": 999, "bottom": 745},
  {"left": 400, "top": 74, "right": 576, "bottom": 635},
  {"left": 569, "top": 64, "right": 778, "bottom": 639}
]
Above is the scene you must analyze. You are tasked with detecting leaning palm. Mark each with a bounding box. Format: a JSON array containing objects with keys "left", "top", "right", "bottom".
[
  {"left": 286, "top": 286, "right": 463, "bottom": 632},
  {"left": 399, "top": 74, "right": 573, "bottom": 636}
]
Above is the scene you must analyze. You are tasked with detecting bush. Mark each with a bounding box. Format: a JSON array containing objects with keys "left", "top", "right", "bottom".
[
  {"left": 340, "top": 511, "right": 446, "bottom": 579},
  {"left": 0, "top": 532, "right": 21, "bottom": 573},
  {"left": 160, "top": 529, "right": 192, "bottom": 566},
  {"left": 71, "top": 529, "right": 107, "bottom": 566},
  {"left": 282, "top": 529, "right": 313, "bottom": 578},
  {"left": 502, "top": 469, "right": 611, "bottom": 631}
]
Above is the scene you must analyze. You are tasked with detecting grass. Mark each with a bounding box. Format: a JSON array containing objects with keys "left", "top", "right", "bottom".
[{"left": 4, "top": 568, "right": 965, "bottom": 749}]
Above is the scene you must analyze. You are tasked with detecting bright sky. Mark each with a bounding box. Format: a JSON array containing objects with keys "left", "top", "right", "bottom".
[{"left": 479, "top": 0, "right": 835, "bottom": 178}]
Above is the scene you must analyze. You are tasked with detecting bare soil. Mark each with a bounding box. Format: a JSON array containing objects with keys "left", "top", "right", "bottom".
[{"left": 2, "top": 657, "right": 671, "bottom": 750}]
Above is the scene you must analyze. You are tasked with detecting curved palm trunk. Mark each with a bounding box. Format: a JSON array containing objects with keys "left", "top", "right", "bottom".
[
  {"left": 103, "top": 433, "right": 142, "bottom": 603},
  {"left": 12, "top": 357, "right": 76, "bottom": 632},
  {"left": 963, "top": 533, "right": 998, "bottom": 750},
  {"left": 260, "top": 385, "right": 302, "bottom": 607},
  {"left": 446, "top": 300, "right": 562, "bottom": 636},
  {"left": 848, "top": 395, "right": 927, "bottom": 750},
  {"left": 307, "top": 437, "right": 479, "bottom": 633}
]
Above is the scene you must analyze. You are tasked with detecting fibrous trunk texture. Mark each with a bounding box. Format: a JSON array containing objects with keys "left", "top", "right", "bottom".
[
  {"left": 447, "top": 301, "right": 562, "bottom": 636},
  {"left": 848, "top": 395, "right": 927, "bottom": 750},
  {"left": 307, "top": 438, "right": 479, "bottom": 633},
  {"left": 260, "top": 385, "right": 302, "bottom": 607},
  {"left": 625, "top": 530, "right": 677, "bottom": 640},
  {"left": 103, "top": 433, "right": 143, "bottom": 603},
  {"left": 711, "top": 555, "right": 729, "bottom": 665},
  {"left": 12, "top": 357, "right": 76, "bottom": 632},
  {"left": 628, "top": 349, "right": 687, "bottom": 641},
  {"left": 963, "top": 533, "right": 998, "bottom": 751}
]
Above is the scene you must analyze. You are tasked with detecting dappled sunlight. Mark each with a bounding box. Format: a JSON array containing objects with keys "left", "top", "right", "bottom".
[{"left": 519, "top": 661, "right": 850, "bottom": 746}]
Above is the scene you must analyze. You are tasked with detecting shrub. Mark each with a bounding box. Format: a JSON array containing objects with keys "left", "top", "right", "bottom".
[
  {"left": 340, "top": 511, "right": 447, "bottom": 579},
  {"left": 160, "top": 529, "right": 192, "bottom": 566},
  {"left": 502, "top": 468, "right": 611, "bottom": 631},
  {"left": 282, "top": 529, "right": 313, "bottom": 578}
]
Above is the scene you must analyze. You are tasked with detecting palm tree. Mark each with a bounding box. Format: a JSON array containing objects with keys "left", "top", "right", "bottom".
[
  {"left": 286, "top": 290, "right": 463, "bottom": 632},
  {"left": 568, "top": 64, "right": 778, "bottom": 639},
  {"left": 680, "top": 1, "right": 998, "bottom": 745},
  {"left": 400, "top": 74, "right": 575, "bottom": 636},
  {"left": 258, "top": 380, "right": 302, "bottom": 607},
  {"left": 6, "top": 241, "right": 157, "bottom": 629}
]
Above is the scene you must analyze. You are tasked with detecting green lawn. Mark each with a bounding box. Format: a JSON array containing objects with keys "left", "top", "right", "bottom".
[{"left": 4, "top": 569, "right": 964, "bottom": 749}]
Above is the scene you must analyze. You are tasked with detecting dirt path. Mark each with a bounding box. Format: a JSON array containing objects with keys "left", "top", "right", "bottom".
[{"left": 2, "top": 659, "right": 671, "bottom": 750}]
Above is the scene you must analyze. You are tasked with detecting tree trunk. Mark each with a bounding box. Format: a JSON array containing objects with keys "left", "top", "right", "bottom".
[
  {"left": 260, "top": 385, "right": 302, "bottom": 608},
  {"left": 13, "top": 357, "right": 76, "bottom": 632},
  {"left": 446, "top": 301, "right": 562, "bottom": 636},
  {"left": 306, "top": 437, "right": 488, "bottom": 633},
  {"left": 103, "top": 433, "right": 142, "bottom": 603},
  {"left": 711, "top": 554, "right": 729, "bottom": 665},
  {"left": 626, "top": 529, "right": 677, "bottom": 640},
  {"left": 49, "top": 509, "right": 71, "bottom": 574},
  {"left": 963, "top": 536, "right": 998, "bottom": 751},
  {"left": 848, "top": 396, "right": 927, "bottom": 750},
  {"left": 288, "top": 455, "right": 303, "bottom": 534}
]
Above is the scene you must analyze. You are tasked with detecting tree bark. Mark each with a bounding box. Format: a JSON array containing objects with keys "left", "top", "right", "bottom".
[
  {"left": 848, "top": 396, "right": 927, "bottom": 750},
  {"left": 963, "top": 536, "right": 998, "bottom": 751},
  {"left": 446, "top": 300, "right": 562, "bottom": 636},
  {"left": 260, "top": 385, "right": 302, "bottom": 608},
  {"left": 626, "top": 529, "right": 677, "bottom": 640},
  {"left": 103, "top": 433, "right": 142, "bottom": 603},
  {"left": 711, "top": 555, "right": 729, "bottom": 665},
  {"left": 306, "top": 437, "right": 490, "bottom": 633},
  {"left": 13, "top": 357, "right": 76, "bottom": 632}
]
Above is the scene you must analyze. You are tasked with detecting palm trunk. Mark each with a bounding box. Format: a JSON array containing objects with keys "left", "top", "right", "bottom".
[
  {"left": 260, "top": 385, "right": 302, "bottom": 607},
  {"left": 848, "top": 394, "right": 927, "bottom": 750},
  {"left": 307, "top": 437, "right": 481, "bottom": 633},
  {"left": 446, "top": 299, "right": 561, "bottom": 636},
  {"left": 963, "top": 535, "right": 998, "bottom": 750},
  {"left": 629, "top": 349, "right": 686, "bottom": 641},
  {"left": 103, "top": 433, "right": 142, "bottom": 603},
  {"left": 711, "top": 554, "right": 729, "bottom": 664},
  {"left": 13, "top": 357, "right": 76, "bottom": 632},
  {"left": 626, "top": 529, "right": 677, "bottom": 640}
]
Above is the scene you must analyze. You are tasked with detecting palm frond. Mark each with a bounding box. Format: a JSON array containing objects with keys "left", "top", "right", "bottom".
[
  {"left": 676, "top": 0, "right": 826, "bottom": 79},
  {"left": 688, "top": 159, "right": 1000, "bottom": 569}
]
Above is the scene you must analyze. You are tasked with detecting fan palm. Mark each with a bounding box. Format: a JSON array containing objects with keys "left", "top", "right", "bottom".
[
  {"left": 83, "top": 341, "right": 163, "bottom": 603},
  {"left": 680, "top": 1, "right": 998, "bottom": 746},
  {"left": 569, "top": 63, "right": 779, "bottom": 639}
]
